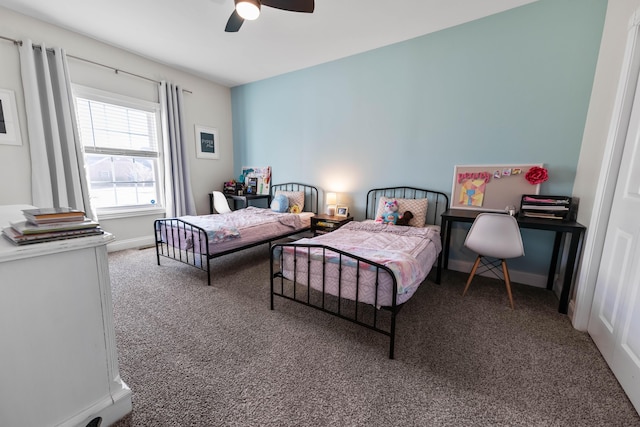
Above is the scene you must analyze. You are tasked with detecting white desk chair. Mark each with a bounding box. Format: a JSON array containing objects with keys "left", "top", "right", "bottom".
[
  {"left": 212, "top": 191, "right": 232, "bottom": 214},
  {"left": 462, "top": 213, "right": 524, "bottom": 309}
]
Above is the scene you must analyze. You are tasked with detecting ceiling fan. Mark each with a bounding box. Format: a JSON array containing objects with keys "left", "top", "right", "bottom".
[{"left": 225, "top": 0, "right": 315, "bottom": 32}]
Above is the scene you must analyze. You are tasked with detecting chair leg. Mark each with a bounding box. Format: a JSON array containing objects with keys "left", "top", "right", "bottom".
[
  {"left": 501, "top": 260, "right": 515, "bottom": 309},
  {"left": 463, "top": 256, "right": 482, "bottom": 296}
]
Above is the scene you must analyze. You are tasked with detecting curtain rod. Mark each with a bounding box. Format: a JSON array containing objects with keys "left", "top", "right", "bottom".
[{"left": 0, "top": 34, "right": 192, "bottom": 94}]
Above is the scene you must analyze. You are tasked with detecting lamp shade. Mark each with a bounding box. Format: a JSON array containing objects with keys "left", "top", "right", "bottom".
[
  {"left": 326, "top": 192, "right": 337, "bottom": 215},
  {"left": 236, "top": 0, "right": 261, "bottom": 20}
]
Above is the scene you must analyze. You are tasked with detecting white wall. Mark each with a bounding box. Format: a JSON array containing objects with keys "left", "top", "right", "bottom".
[
  {"left": 572, "top": 0, "right": 640, "bottom": 326},
  {"left": 0, "top": 6, "right": 234, "bottom": 249}
]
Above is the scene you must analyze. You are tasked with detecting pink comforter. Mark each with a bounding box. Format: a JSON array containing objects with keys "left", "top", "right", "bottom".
[
  {"left": 283, "top": 221, "right": 441, "bottom": 297},
  {"left": 181, "top": 207, "right": 303, "bottom": 243}
]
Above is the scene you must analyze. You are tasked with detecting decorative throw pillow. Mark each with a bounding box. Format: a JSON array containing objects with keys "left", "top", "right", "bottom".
[
  {"left": 270, "top": 194, "right": 289, "bottom": 213},
  {"left": 275, "top": 190, "right": 305, "bottom": 211},
  {"left": 376, "top": 197, "right": 428, "bottom": 227}
]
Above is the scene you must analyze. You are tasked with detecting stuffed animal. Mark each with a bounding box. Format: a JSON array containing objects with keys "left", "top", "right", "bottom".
[
  {"left": 378, "top": 200, "right": 400, "bottom": 225},
  {"left": 396, "top": 210, "right": 414, "bottom": 226}
]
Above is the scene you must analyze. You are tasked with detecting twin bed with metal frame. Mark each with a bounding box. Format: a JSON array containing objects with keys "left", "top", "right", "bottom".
[
  {"left": 154, "top": 182, "right": 319, "bottom": 286},
  {"left": 270, "top": 186, "right": 449, "bottom": 359},
  {"left": 155, "top": 184, "right": 448, "bottom": 358}
]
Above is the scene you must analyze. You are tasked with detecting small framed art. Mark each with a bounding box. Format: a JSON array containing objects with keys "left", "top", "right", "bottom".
[
  {"left": 336, "top": 206, "right": 349, "bottom": 217},
  {"left": 195, "top": 125, "right": 219, "bottom": 159},
  {"left": 0, "top": 88, "right": 22, "bottom": 146}
]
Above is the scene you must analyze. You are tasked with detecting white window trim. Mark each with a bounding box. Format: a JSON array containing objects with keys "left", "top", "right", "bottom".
[
  {"left": 72, "top": 84, "right": 166, "bottom": 215},
  {"left": 73, "top": 84, "right": 160, "bottom": 113}
]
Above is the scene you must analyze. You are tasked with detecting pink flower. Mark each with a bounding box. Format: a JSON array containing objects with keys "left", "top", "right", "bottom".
[{"left": 525, "top": 166, "right": 548, "bottom": 185}]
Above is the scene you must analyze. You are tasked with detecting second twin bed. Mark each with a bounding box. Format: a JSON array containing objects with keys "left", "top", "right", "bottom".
[{"left": 271, "top": 186, "right": 448, "bottom": 358}]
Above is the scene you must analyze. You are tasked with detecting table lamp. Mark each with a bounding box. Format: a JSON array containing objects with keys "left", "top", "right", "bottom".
[{"left": 326, "top": 192, "right": 337, "bottom": 216}]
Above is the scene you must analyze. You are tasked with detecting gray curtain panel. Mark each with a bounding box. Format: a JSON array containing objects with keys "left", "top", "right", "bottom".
[
  {"left": 18, "top": 39, "right": 94, "bottom": 219},
  {"left": 160, "top": 81, "right": 196, "bottom": 217}
]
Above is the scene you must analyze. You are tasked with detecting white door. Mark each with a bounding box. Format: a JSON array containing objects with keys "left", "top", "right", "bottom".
[{"left": 588, "top": 69, "right": 640, "bottom": 414}]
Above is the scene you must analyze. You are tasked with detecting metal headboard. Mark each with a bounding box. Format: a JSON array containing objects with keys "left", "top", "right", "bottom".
[
  {"left": 365, "top": 186, "right": 449, "bottom": 226},
  {"left": 270, "top": 182, "right": 319, "bottom": 214}
]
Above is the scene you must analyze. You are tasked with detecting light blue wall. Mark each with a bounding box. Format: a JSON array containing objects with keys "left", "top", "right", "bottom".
[{"left": 230, "top": 0, "right": 607, "bottom": 277}]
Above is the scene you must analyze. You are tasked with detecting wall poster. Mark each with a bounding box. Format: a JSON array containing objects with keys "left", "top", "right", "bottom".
[
  {"left": 241, "top": 166, "right": 271, "bottom": 195},
  {"left": 195, "top": 125, "right": 219, "bottom": 159},
  {"left": 451, "top": 164, "right": 543, "bottom": 211}
]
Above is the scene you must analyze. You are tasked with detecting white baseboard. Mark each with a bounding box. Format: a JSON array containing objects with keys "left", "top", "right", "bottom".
[
  {"left": 446, "top": 259, "right": 548, "bottom": 288},
  {"left": 107, "top": 235, "right": 155, "bottom": 252}
]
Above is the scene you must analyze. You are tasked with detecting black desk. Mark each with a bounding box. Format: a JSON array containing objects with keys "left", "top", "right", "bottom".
[
  {"left": 209, "top": 193, "right": 271, "bottom": 213},
  {"left": 440, "top": 209, "right": 585, "bottom": 314}
]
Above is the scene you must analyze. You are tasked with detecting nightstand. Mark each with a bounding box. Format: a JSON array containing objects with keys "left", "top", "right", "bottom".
[{"left": 311, "top": 214, "right": 354, "bottom": 236}]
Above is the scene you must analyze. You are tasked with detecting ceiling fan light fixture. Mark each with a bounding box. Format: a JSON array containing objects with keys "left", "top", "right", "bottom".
[{"left": 235, "top": 0, "right": 261, "bottom": 21}]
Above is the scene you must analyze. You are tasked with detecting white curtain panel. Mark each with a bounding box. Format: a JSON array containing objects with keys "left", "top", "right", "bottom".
[
  {"left": 160, "top": 81, "right": 196, "bottom": 217},
  {"left": 18, "top": 39, "right": 94, "bottom": 218}
]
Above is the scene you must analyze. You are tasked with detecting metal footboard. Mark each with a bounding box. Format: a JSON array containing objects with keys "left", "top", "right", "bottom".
[
  {"left": 155, "top": 218, "right": 212, "bottom": 285},
  {"left": 270, "top": 242, "right": 403, "bottom": 359}
]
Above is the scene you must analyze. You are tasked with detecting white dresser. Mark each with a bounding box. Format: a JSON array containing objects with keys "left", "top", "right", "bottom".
[{"left": 0, "top": 205, "right": 132, "bottom": 427}]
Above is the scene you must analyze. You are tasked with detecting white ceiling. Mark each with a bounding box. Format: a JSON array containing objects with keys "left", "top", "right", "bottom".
[{"left": 0, "top": 0, "right": 537, "bottom": 87}]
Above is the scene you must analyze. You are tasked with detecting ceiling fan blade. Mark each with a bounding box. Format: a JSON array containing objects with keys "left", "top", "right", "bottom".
[
  {"left": 262, "top": 0, "right": 314, "bottom": 13},
  {"left": 225, "top": 10, "right": 244, "bottom": 32}
]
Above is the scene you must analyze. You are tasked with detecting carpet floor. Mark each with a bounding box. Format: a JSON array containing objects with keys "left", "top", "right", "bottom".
[{"left": 109, "top": 244, "right": 639, "bottom": 426}]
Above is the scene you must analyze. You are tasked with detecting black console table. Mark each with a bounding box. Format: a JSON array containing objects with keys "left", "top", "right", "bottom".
[
  {"left": 209, "top": 193, "right": 271, "bottom": 213},
  {"left": 440, "top": 209, "right": 586, "bottom": 314}
]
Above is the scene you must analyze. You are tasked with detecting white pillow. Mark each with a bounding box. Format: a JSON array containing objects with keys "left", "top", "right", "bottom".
[
  {"left": 376, "top": 197, "right": 428, "bottom": 227},
  {"left": 275, "top": 190, "right": 305, "bottom": 211}
]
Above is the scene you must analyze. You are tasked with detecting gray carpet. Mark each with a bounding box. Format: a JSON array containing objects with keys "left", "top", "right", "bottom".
[{"left": 109, "top": 244, "right": 639, "bottom": 426}]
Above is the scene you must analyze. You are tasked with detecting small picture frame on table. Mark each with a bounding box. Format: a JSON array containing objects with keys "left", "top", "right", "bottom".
[
  {"left": 335, "top": 206, "right": 349, "bottom": 217},
  {"left": 195, "top": 125, "right": 219, "bottom": 159}
]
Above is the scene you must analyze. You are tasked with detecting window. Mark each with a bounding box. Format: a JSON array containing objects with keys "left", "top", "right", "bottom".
[{"left": 73, "top": 86, "right": 163, "bottom": 214}]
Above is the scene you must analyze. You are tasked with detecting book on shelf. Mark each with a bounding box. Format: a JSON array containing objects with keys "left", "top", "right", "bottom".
[
  {"left": 22, "top": 207, "right": 86, "bottom": 223},
  {"left": 520, "top": 205, "right": 569, "bottom": 211},
  {"left": 10, "top": 219, "right": 99, "bottom": 235},
  {"left": 2, "top": 226, "right": 104, "bottom": 245},
  {"left": 522, "top": 212, "right": 564, "bottom": 220},
  {"left": 522, "top": 196, "right": 570, "bottom": 205}
]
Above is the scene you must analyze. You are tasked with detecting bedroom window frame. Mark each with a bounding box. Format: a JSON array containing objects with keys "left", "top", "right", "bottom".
[{"left": 72, "top": 84, "right": 165, "bottom": 217}]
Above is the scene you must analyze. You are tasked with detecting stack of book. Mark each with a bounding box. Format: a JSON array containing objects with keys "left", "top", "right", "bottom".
[
  {"left": 2, "top": 207, "right": 103, "bottom": 245},
  {"left": 518, "top": 195, "right": 577, "bottom": 221}
]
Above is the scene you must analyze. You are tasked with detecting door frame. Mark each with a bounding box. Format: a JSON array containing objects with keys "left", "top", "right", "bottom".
[{"left": 573, "top": 10, "right": 640, "bottom": 330}]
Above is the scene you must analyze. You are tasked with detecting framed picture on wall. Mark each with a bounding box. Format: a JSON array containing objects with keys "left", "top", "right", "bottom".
[
  {"left": 0, "top": 88, "right": 22, "bottom": 146},
  {"left": 195, "top": 125, "right": 219, "bottom": 159}
]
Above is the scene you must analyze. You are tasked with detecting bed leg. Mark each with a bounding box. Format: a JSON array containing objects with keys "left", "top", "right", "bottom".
[
  {"left": 269, "top": 252, "right": 275, "bottom": 310},
  {"left": 389, "top": 311, "right": 397, "bottom": 359}
]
